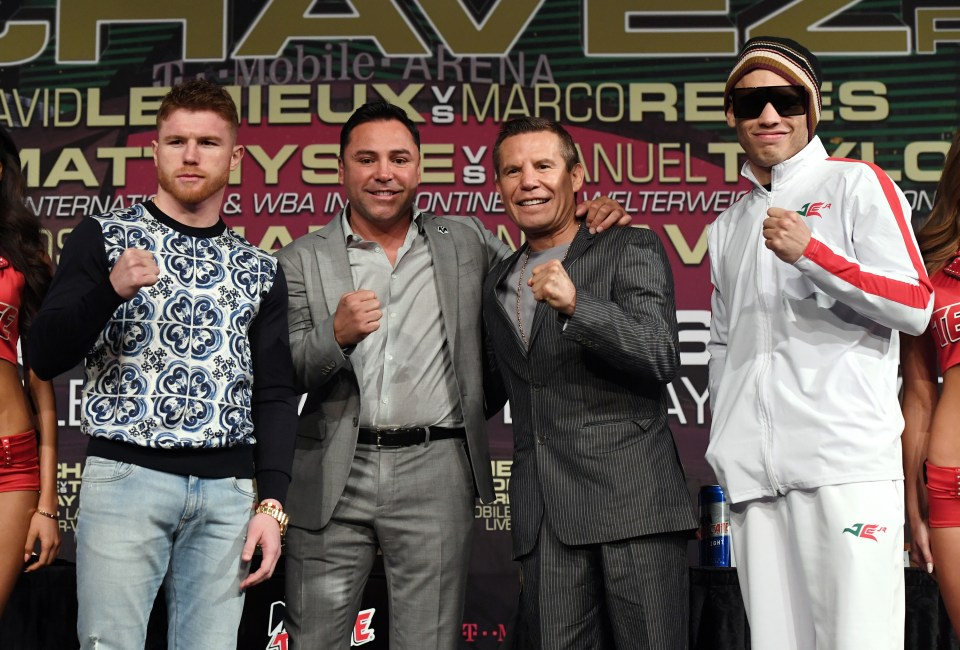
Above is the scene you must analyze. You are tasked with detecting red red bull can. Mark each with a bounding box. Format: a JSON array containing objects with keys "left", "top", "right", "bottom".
[{"left": 699, "top": 484, "right": 731, "bottom": 567}]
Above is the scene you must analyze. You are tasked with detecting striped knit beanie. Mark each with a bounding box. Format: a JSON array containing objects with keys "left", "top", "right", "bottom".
[{"left": 724, "top": 36, "right": 822, "bottom": 138}]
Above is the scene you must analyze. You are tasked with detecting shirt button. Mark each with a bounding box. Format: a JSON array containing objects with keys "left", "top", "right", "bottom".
[
  {"left": 386, "top": 354, "right": 393, "bottom": 361},
  {"left": 382, "top": 398, "right": 389, "bottom": 405},
  {"left": 392, "top": 274, "right": 398, "bottom": 280},
  {"left": 390, "top": 313, "right": 397, "bottom": 319},
  {"left": 374, "top": 247, "right": 381, "bottom": 253}
]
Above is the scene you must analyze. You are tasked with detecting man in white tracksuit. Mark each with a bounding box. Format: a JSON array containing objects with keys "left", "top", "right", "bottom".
[{"left": 706, "top": 36, "right": 933, "bottom": 649}]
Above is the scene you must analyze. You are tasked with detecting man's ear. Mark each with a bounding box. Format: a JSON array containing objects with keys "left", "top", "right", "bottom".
[
  {"left": 230, "top": 145, "right": 244, "bottom": 171},
  {"left": 571, "top": 163, "right": 584, "bottom": 193},
  {"left": 725, "top": 105, "right": 737, "bottom": 129}
]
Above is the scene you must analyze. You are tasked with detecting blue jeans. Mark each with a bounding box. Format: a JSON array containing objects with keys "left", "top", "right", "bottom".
[{"left": 76, "top": 457, "right": 256, "bottom": 650}]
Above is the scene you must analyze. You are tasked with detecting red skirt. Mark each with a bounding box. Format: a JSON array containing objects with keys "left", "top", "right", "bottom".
[{"left": 0, "top": 430, "right": 40, "bottom": 492}]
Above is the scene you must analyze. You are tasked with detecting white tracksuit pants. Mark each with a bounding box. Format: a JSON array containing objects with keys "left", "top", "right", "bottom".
[{"left": 730, "top": 481, "right": 905, "bottom": 650}]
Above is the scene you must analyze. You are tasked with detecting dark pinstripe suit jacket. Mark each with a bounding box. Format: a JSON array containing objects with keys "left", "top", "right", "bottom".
[{"left": 483, "top": 225, "right": 697, "bottom": 559}]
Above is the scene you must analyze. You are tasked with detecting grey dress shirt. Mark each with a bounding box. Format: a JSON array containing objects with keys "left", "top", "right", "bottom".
[
  {"left": 497, "top": 243, "right": 568, "bottom": 348},
  {"left": 342, "top": 208, "right": 463, "bottom": 428}
]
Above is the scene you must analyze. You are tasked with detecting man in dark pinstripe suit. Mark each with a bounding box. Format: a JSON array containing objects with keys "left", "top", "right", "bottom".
[{"left": 482, "top": 117, "right": 697, "bottom": 649}]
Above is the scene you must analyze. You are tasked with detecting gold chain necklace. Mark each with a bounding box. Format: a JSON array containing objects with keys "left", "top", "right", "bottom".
[
  {"left": 515, "top": 228, "right": 578, "bottom": 347},
  {"left": 515, "top": 250, "right": 534, "bottom": 346}
]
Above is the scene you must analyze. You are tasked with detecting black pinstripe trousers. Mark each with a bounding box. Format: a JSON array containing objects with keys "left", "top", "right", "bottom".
[{"left": 511, "top": 515, "right": 688, "bottom": 650}]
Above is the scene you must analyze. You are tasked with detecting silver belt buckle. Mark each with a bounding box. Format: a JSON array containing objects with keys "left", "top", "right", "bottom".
[{"left": 376, "top": 429, "right": 401, "bottom": 449}]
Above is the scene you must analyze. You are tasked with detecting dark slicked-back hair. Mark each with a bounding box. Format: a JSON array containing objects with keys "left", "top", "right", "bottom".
[
  {"left": 339, "top": 101, "right": 420, "bottom": 158},
  {"left": 157, "top": 79, "right": 239, "bottom": 133},
  {"left": 0, "top": 126, "right": 51, "bottom": 335},
  {"left": 493, "top": 117, "right": 579, "bottom": 177}
]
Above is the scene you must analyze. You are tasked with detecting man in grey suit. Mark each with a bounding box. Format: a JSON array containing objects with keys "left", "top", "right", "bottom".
[
  {"left": 276, "top": 102, "right": 628, "bottom": 649},
  {"left": 482, "top": 117, "right": 697, "bottom": 649}
]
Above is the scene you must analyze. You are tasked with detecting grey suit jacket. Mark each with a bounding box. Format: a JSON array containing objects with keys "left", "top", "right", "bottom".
[
  {"left": 276, "top": 209, "right": 509, "bottom": 530},
  {"left": 482, "top": 225, "right": 697, "bottom": 558}
]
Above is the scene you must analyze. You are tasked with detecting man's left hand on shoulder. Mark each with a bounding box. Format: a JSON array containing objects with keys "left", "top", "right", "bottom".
[
  {"left": 763, "top": 207, "right": 811, "bottom": 264},
  {"left": 240, "top": 499, "right": 285, "bottom": 590},
  {"left": 529, "top": 260, "right": 576, "bottom": 316},
  {"left": 576, "top": 196, "right": 631, "bottom": 233}
]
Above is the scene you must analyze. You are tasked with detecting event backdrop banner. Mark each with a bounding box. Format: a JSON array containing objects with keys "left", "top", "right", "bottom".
[{"left": 3, "top": 0, "right": 959, "bottom": 646}]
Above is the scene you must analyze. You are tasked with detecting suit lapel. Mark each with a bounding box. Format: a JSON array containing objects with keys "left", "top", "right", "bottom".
[
  {"left": 423, "top": 215, "right": 460, "bottom": 358},
  {"left": 314, "top": 215, "right": 355, "bottom": 315},
  {"left": 562, "top": 223, "right": 596, "bottom": 270},
  {"left": 314, "top": 213, "right": 363, "bottom": 377},
  {"left": 527, "top": 224, "right": 595, "bottom": 350},
  {"left": 491, "top": 247, "right": 528, "bottom": 354}
]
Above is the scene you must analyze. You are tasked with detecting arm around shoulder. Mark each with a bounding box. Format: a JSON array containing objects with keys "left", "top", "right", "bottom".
[{"left": 459, "top": 215, "right": 511, "bottom": 267}]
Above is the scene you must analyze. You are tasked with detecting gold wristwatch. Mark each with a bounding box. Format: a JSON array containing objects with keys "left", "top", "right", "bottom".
[{"left": 255, "top": 501, "right": 289, "bottom": 537}]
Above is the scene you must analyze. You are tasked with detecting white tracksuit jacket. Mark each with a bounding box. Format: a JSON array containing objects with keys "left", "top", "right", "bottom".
[{"left": 706, "top": 136, "right": 933, "bottom": 504}]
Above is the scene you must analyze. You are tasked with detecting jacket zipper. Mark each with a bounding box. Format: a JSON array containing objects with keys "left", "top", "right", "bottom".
[{"left": 754, "top": 188, "right": 783, "bottom": 495}]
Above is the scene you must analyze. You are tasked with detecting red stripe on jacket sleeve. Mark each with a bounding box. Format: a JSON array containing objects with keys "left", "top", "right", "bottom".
[{"left": 797, "top": 158, "right": 932, "bottom": 309}]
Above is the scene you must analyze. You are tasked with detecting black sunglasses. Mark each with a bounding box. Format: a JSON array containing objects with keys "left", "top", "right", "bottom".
[{"left": 730, "top": 85, "right": 808, "bottom": 119}]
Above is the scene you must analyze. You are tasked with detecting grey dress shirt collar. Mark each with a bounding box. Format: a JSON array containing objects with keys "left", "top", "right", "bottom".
[{"left": 340, "top": 207, "right": 425, "bottom": 245}]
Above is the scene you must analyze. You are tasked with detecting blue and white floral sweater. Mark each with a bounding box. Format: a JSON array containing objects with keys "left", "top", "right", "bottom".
[{"left": 30, "top": 201, "right": 297, "bottom": 502}]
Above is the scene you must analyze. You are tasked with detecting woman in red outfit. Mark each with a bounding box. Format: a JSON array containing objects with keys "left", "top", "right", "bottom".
[
  {"left": 904, "top": 129, "right": 960, "bottom": 632},
  {"left": 0, "top": 127, "right": 59, "bottom": 615}
]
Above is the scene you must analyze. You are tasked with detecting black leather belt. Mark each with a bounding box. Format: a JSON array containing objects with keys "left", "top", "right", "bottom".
[{"left": 357, "top": 426, "right": 466, "bottom": 448}]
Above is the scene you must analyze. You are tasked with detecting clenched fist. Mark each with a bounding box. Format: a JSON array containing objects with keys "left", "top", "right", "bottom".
[
  {"left": 333, "top": 290, "right": 382, "bottom": 347},
  {"left": 762, "top": 207, "right": 812, "bottom": 264},
  {"left": 110, "top": 248, "right": 159, "bottom": 300},
  {"left": 529, "top": 260, "right": 577, "bottom": 316}
]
